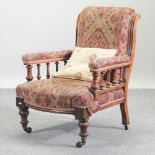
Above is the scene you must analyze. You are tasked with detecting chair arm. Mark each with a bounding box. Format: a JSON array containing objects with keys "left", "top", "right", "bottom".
[
  {"left": 22, "top": 50, "right": 73, "bottom": 65},
  {"left": 22, "top": 50, "right": 72, "bottom": 81},
  {"left": 89, "top": 55, "right": 131, "bottom": 72},
  {"left": 88, "top": 55, "right": 131, "bottom": 96}
]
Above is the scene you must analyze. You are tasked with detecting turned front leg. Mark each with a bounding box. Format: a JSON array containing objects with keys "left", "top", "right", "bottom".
[
  {"left": 76, "top": 119, "right": 89, "bottom": 147},
  {"left": 74, "top": 107, "right": 90, "bottom": 148},
  {"left": 16, "top": 98, "right": 32, "bottom": 133}
]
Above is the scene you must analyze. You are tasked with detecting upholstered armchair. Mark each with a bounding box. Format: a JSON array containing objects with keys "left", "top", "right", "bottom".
[{"left": 16, "top": 7, "right": 140, "bottom": 148}]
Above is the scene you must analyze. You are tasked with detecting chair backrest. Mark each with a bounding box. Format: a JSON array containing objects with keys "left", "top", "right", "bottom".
[{"left": 76, "top": 7, "right": 135, "bottom": 56}]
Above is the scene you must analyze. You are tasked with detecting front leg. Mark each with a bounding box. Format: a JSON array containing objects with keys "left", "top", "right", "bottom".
[
  {"left": 16, "top": 98, "right": 32, "bottom": 133},
  {"left": 76, "top": 118, "right": 89, "bottom": 148},
  {"left": 74, "top": 107, "right": 90, "bottom": 148}
]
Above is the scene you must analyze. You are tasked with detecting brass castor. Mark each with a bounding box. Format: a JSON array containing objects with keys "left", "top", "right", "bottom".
[
  {"left": 76, "top": 141, "right": 83, "bottom": 148},
  {"left": 124, "top": 125, "right": 128, "bottom": 130},
  {"left": 24, "top": 127, "right": 32, "bottom": 133}
]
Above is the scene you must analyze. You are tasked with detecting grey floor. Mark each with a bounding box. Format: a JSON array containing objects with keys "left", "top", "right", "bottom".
[{"left": 0, "top": 89, "right": 155, "bottom": 155}]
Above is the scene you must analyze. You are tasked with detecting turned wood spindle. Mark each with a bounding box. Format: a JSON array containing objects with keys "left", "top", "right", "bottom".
[
  {"left": 91, "top": 72, "right": 99, "bottom": 90},
  {"left": 99, "top": 72, "right": 105, "bottom": 89},
  {"left": 26, "top": 65, "right": 33, "bottom": 81},
  {"left": 46, "top": 63, "right": 50, "bottom": 79},
  {"left": 119, "top": 67, "right": 124, "bottom": 83},
  {"left": 106, "top": 70, "right": 112, "bottom": 88},
  {"left": 64, "top": 59, "right": 67, "bottom": 66},
  {"left": 37, "top": 64, "right": 41, "bottom": 80},
  {"left": 112, "top": 69, "right": 119, "bottom": 85},
  {"left": 123, "top": 66, "right": 128, "bottom": 83},
  {"left": 55, "top": 61, "right": 59, "bottom": 72}
]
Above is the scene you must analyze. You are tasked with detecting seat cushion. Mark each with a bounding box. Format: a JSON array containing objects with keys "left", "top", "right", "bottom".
[
  {"left": 54, "top": 47, "right": 117, "bottom": 81},
  {"left": 16, "top": 78, "right": 124, "bottom": 113}
]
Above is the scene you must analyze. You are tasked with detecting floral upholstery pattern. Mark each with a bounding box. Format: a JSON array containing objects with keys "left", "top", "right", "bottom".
[
  {"left": 22, "top": 50, "right": 72, "bottom": 64},
  {"left": 76, "top": 7, "right": 135, "bottom": 56},
  {"left": 16, "top": 78, "right": 124, "bottom": 113},
  {"left": 89, "top": 55, "right": 130, "bottom": 69}
]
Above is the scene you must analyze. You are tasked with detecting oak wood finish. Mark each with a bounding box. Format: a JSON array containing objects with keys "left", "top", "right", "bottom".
[{"left": 16, "top": 13, "right": 140, "bottom": 147}]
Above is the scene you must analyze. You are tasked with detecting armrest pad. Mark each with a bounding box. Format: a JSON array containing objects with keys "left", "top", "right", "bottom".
[
  {"left": 89, "top": 55, "right": 130, "bottom": 70},
  {"left": 22, "top": 50, "right": 73, "bottom": 64}
]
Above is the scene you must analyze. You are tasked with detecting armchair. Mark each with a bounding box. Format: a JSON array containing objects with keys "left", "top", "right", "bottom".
[{"left": 16, "top": 7, "right": 141, "bottom": 148}]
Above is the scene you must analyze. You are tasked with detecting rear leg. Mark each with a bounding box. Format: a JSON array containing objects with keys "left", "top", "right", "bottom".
[{"left": 120, "top": 101, "right": 129, "bottom": 130}]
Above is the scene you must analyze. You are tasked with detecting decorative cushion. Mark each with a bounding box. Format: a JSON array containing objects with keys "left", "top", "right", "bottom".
[
  {"left": 54, "top": 47, "right": 117, "bottom": 81},
  {"left": 16, "top": 78, "right": 125, "bottom": 114},
  {"left": 76, "top": 7, "right": 135, "bottom": 55}
]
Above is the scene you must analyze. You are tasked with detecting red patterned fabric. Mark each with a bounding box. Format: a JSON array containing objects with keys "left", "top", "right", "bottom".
[
  {"left": 22, "top": 50, "right": 72, "bottom": 64},
  {"left": 97, "top": 88, "right": 125, "bottom": 106},
  {"left": 76, "top": 7, "right": 135, "bottom": 55},
  {"left": 89, "top": 55, "right": 130, "bottom": 69},
  {"left": 16, "top": 78, "right": 124, "bottom": 113}
]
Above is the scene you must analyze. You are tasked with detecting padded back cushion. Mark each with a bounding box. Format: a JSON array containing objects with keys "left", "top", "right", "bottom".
[
  {"left": 76, "top": 7, "right": 135, "bottom": 55},
  {"left": 54, "top": 47, "right": 117, "bottom": 81}
]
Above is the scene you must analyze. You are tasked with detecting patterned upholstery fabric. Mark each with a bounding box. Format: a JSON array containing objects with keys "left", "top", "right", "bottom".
[
  {"left": 76, "top": 7, "right": 135, "bottom": 56},
  {"left": 17, "top": 7, "right": 134, "bottom": 114},
  {"left": 89, "top": 55, "right": 130, "bottom": 69},
  {"left": 22, "top": 50, "right": 72, "bottom": 64},
  {"left": 16, "top": 78, "right": 124, "bottom": 113}
]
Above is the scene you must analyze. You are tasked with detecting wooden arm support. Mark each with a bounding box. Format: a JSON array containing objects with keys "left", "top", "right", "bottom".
[
  {"left": 89, "top": 62, "right": 131, "bottom": 98},
  {"left": 25, "top": 57, "right": 69, "bottom": 82}
]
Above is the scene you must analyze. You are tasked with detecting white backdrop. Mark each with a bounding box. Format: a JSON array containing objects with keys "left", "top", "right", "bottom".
[{"left": 0, "top": 0, "right": 154, "bottom": 88}]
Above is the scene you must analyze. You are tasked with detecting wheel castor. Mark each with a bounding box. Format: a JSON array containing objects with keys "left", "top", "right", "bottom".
[
  {"left": 124, "top": 125, "right": 128, "bottom": 130},
  {"left": 24, "top": 127, "right": 32, "bottom": 133},
  {"left": 76, "top": 141, "right": 83, "bottom": 148}
]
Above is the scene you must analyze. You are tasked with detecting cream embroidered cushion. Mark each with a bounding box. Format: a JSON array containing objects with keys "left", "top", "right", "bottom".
[{"left": 54, "top": 47, "right": 117, "bottom": 81}]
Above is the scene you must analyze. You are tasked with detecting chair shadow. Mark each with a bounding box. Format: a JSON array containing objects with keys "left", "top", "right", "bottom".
[
  {"left": 16, "top": 122, "right": 78, "bottom": 148},
  {"left": 90, "top": 124, "right": 124, "bottom": 130},
  {"left": 33, "top": 122, "right": 77, "bottom": 134},
  {"left": 16, "top": 122, "right": 124, "bottom": 148}
]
